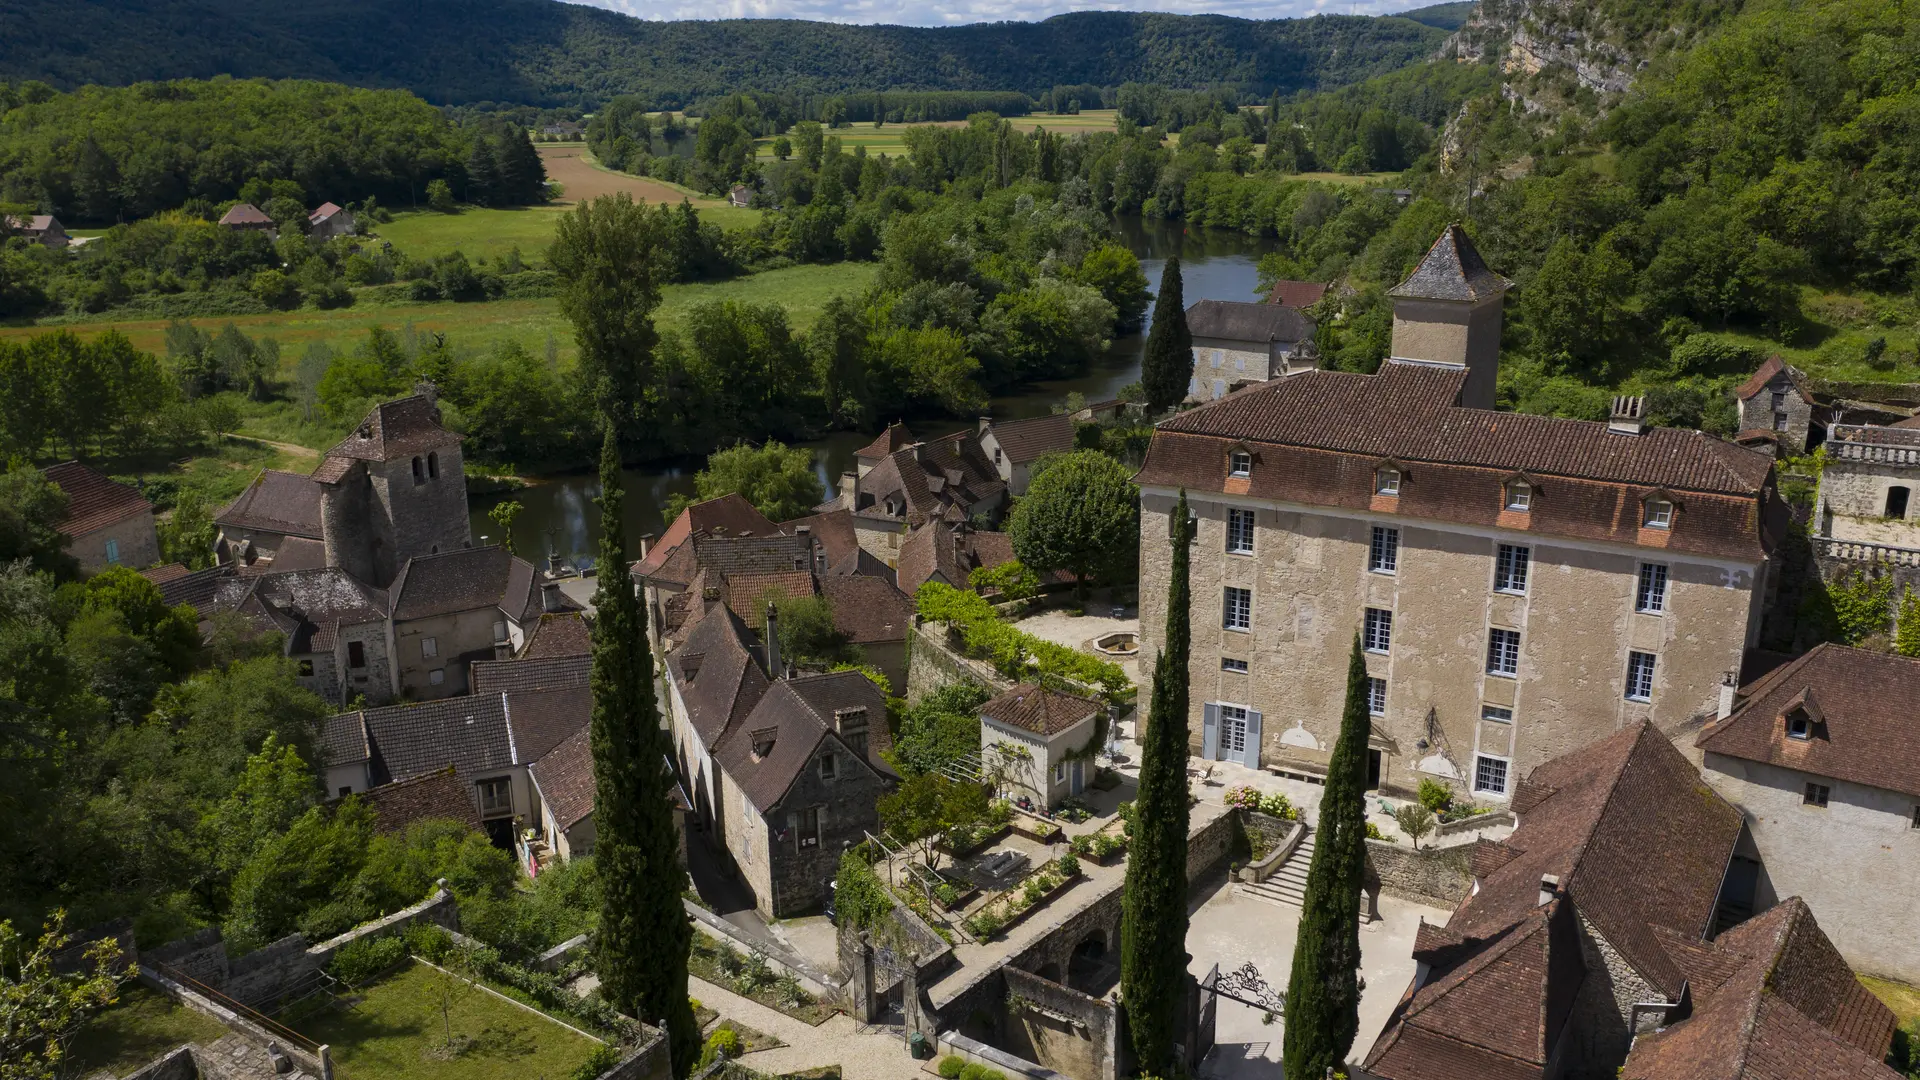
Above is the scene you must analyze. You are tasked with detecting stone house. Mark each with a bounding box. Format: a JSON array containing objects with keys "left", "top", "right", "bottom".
[
  {"left": 634, "top": 492, "right": 781, "bottom": 651},
  {"left": 214, "top": 468, "right": 327, "bottom": 572},
  {"left": 977, "top": 412, "right": 1077, "bottom": 496},
  {"left": 217, "top": 202, "right": 277, "bottom": 237},
  {"left": 1266, "top": 279, "right": 1328, "bottom": 310},
  {"left": 4, "top": 214, "right": 69, "bottom": 248},
  {"left": 1618, "top": 897, "right": 1901, "bottom": 1080},
  {"left": 896, "top": 520, "right": 1015, "bottom": 595},
  {"left": 1135, "top": 224, "right": 1787, "bottom": 797},
  {"left": 44, "top": 461, "right": 160, "bottom": 573},
  {"left": 1363, "top": 722, "right": 1749, "bottom": 1079},
  {"left": 216, "top": 567, "right": 393, "bottom": 705},
  {"left": 664, "top": 602, "right": 896, "bottom": 917},
  {"left": 1814, "top": 423, "right": 1920, "bottom": 556},
  {"left": 313, "top": 388, "right": 475, "bottom": 589},
  {"left": 1695, "top": 644, "right": 1920, "bottom": 983},
  {"left": 349, "top": 766, "right": 484, "bottom": 835},
  {"left": 831, "top": 423, "right": 1008, "bottom": 564},
  {"left": 1733, "top": 355, "right": 1824, "bottom": 455},
  {"left": 979, "top": 684, "right": 1103, "bottom": 809},
  {"left": 1185, "top": 299, "right": 1317, "bottom": 403},
  {"left": 306, "top": 202, "right": 355, "bottom": 239},
  {"left": 729, "top": 185, "right": 753, "bottom": 208},
  {"left": 387, "top": 546, "right": 577, "bottom": 699}
]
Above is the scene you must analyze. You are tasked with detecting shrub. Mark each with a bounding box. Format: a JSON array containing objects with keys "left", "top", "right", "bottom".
[
  {"left": 1055, "top": 854, "right": 1080, "bottom": 877},
  {"left": 326, "top": 932, "right": 408, "bottom": 985},
  {"left": 1258, "top": 792, "right": 1296, "bottom": 820},
  {"left": 1070, "top": 834, "right": 1094, "bottom": 857},
  {"left": 1223, "top": 785, "right": 1262, "bottom": 811},
  {"left": 938, "top": 1055, "right": 968, "bottom": 1078},
  {"left": 1365, "top": 822, "right": 1384, "bottom": 841},
  {"left": 958, "top": 1064, "right": 1009, "bottom": 1080},
  {"left": 697, "top": 1024, "right": 744, "bottom": 1069},
  {"left": 915, "top": 583, "right": 1129, "bottom": 701},
  {"left": 570, "top": 1044, "right": 622, "bottom": 1080},
  {"left": 1417, "top": 777, "right": 1453, "bottom": 814},
  {"left": 738, "top": 950, "right": 775, "bottom": 992}
]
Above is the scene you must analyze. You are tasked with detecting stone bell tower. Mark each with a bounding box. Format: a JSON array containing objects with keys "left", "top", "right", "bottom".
[
  {"left": 314, "top": 381, "right": 472, "bottom": 587},
  {"left": 1387, "top": 223, "right": 1511, "bottom": 410}
]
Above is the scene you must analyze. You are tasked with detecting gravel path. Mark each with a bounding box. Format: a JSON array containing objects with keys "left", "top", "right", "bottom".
[{"left": 690, "top": 976, "right": 916, "bottom": 1080}]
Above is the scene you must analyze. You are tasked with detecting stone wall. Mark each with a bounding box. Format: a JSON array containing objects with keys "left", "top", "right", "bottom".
[
  {"left": 763, "top": 739, "right": 892, "bottom": 918},
  {"left": 1186, "top": 805, "right": 1234, "bottom": 883},
  {"left": 1001, "top": 966, "right": 1119, "bottom": 1080},
  {"left": 594, "top": 1035, "right": 670, "bottom": 1080},
  {"left": 907, "top": 621, "right": 1013, "bottom": 704},
  {"left": 1363, "top": 839, "right": 1474, "bottom": 908},
  {"left": 1562, "top": 912, "right": 1659, "bottom": 1075},
  {"left": 686, "top": 901, "right": 839, "bottom": 1000},
  {"left": 120, "top": 1046, "right": 199, "bottom": 1080},
  {"left": 53, "top": 917, "right": 136, "bottom": 977},
  {"left": 147, "top": 929, "right": 227, "bottom": 986},
  {"left": 141, "top": 966, "right": 331, "bottom": 1080},
  {"left": 837, "top": 883, "right": 955, "bottom": 1002}
]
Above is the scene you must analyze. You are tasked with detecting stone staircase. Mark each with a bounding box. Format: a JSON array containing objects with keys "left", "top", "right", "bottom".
[{"left": 1235, "top": 827, "right": 1314, "bottom": 909}]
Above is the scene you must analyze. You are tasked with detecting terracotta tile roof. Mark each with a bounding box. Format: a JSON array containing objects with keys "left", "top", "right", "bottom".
[
  {"left": 141, "top": 563, "right": 191, "bottom": 586},
  {"left": 1621, "top": 899, "right": 1899, "bottom": 1080},
  {"left": 518, "top": 612, "right": 591, "bottom": 659},
  {"left": 470, "top": 653, "right": 591, "bottom": 695},
  {"left": 43, "top": 461, "right": 152, "bottom": 536},
  {"left": 308, "top": 202, "right": 344, "bottom": 223},
  {"left": 1186, "top": 299, "right": 1313, "bottom": 343},
  {"left": 1388, "top": 223, "right": 1510, "bottom": 302},
  {"left": 1697, "top": 644, "right": 1920, "bottom": 798},
  {"left": 324, "top": 392, "right": 462, "bottom": 464},
  {"left": 711, "top": 670, "right": 895, "bottom": 810},
  {"left": 668, "top": 607, "right": 770, "bottom": 750},
  {"left": 529, "top": 727, "right": 596, "bottom": 830},
  {"left": 780, "top": 508, "right": 861, "bottom": 572},
  {"left": 858, "top": 435, "right": 1005, "bottom": 528},
  {"left": 818, "top": 573, "right": 913, "bottom": 645},
  {"left": 216, "top": 469, "right": 323, "bottom": 539},
  {"left": 897, "top": 522, "right": 1025, "bottom": 595},
  {"left": 1831, "top": 423, "right": 1920, "bottom": 449},
  {"left": 855, "top": 422, "right": 917, "bottom": 460},
  {"left": 723, "top": 570, "right": 816, "bottom": 627},
  {"left": 634, "top": 493, "right": 777, "bottom": 578},
  {"left": 1140, "top": 363, "right": 1779, "bottom": 560},
  {"left": 985, "top": 412, "right": 1076, "bottom": 465},
  {"left": 4, "top": 214, "right": 59, "bottom": 234},
  {"left": 1267, "top": 280, "right": 1329, "bottom": 309},
  {"left": 981, "top": 684, "right": 1101, "bottom": 736},
  {"left": 350, "top": 766, "right": 482, "bottom": 834},
  {"left": 1734, "top": 356, "right": 1818, "bottom": 405},
  {"left": 1893, "top": 414, "right": 1920, "bottom": 430},
  {"left": 218, "top": 203, "right": 273, "bottom": 226}
]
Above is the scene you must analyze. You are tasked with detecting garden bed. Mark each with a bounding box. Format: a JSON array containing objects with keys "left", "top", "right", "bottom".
[
  {"left": 1067, "top": 828, "right": 1129, "bottom": 865},
  {"left": 1008, "top": 807, "right": 1062, "bottom": 844},
  {"left": 687, "top": 936, "right": 837, "bottom": 1026},
  {"left": 938, "top": 822, "right": 1010, "bottom": 860},
  {"left": 960, "top": 856, "right": 1083, "bottom": 941}
]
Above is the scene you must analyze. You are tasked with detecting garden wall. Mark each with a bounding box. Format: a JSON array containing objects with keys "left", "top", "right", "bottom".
[
  {"left": 1000, "top": 966, "right": 1118, "bottom": 1080},
  {"left": 119, "top": 1046, "right": 199, "bottom": 1080},
  {"left": 685, "top": 900, "right": 839, "bottom": 1000},
  {"left": 907, "top": 621, "right": 1013, "bottom": 704},
  {"left": 1364, "top": 839, "right": 1474, "bottom": 908}
]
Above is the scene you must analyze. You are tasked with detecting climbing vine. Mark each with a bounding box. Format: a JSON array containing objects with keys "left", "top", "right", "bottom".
[
  {"left": 916, "top": 583, "right": 1130, "bottom": 702},
  {"left": 1895, "top": 588, "right": 1920, "bottom": 658}
]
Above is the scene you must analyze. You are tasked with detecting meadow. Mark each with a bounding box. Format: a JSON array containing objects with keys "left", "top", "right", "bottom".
[{"left": 755, "top": 109, "right": 1123, "bottom": 159}]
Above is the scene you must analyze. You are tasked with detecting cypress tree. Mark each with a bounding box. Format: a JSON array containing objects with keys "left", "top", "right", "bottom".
[
  {"left": 1281, "top": 633, "right": 1371, "bottom": 1079},
  {"left": 589, "top": 420, "right": 699, "bottom": 1074},
  {"left": 1121, "top": 490, "right": 1193, "bottom": 1074},
  {"left": 1140, "top": 255, "right": 1194, "bottom": 414}
]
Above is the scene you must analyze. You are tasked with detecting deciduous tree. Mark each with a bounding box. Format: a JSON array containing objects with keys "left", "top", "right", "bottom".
[
  {"left": 1009, "top": 450, "right": 1139, "bottom": 601},
  {"left": 666, "top": 441, "right": 819, "bottom": 525}
]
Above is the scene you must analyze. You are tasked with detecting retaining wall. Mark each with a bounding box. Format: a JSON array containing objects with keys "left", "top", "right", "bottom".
[
  {"left": 120, "top": 1046, "right": 199, "bottom": 1080},
  {"left": 1364, "top": 838, "right": 1474, "bottom": 908},
  {"left": 1001, "top": 966, "right": 1118, "bottom": 1080},
  {"left": 140, "top": 965, "right": 331, "bottom": 1080},
  {"left": 685, "top": 900, "right": 840, "bottom": 1000},
  {"left": 907, "top": 622, "right": 1014, "bottom": 704}
]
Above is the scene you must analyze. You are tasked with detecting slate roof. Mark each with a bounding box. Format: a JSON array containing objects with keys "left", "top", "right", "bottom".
[
  {"left": 711, "top": 670, "right": 895, "bottom": 810},
  {"left": 233, "top": 567, "right": 386, "bottom": 653},
  {"left": 389, "top": 546, "right": 560, "bottom": 622},
  {"left": 325, "top": 685, "right": 589, "bottom": 788},
  {"left": 981, "top": 684, "right": 1101, "bottom": 737},
  {"left": 818, "top": 574, "right": 913, "bottom": 645},
  {"left": 1141, "top": 362, "right": 1780, "bottom": 561},
  {"left": 218, "top": 203, "right": 273, "bottom": 226},
  {"left": 43, "top": 461, "right": 151, "bottom": 536},
  {"left": 985, "top": 412, "right": 1077, "bottom": 466},
  {"left": 504, "top": 685, "right": 592, "bottom": 762},
  {"left": 1620, "top": 899, "right": 1898, "bottom": 1080},
  {"left": 669, "top": 606, "right": 771, "bottom": 749},
  {"left": 216, "top": 469, "right": 323, "bottom": 538},
  {"left": 1697, "top": 644, "right": 1920, "bottom": 798},
  {"left": 141, "top": 563, "right": 191, "bottom": 586},
  {"left": 1185, "top": 299, "right": 1314, "bottom": 344},
  {"left": 1387, "top": 223, "right": 1510, "bottom": 302},
  {"left": 471, "top": 652, "right": 591, "bottom": 695},
  {"left": 634, "top": 493, "right": 778, "bottom": 579},
  {"left": 1365, "top": 722, "right": 1744, "bottom": 1080},
  {"left": 518, "top": 612, "right": 592, "bottom": 659},
  {"left": 153, "top": 564, "right": 237, "bottom": 611},
  {"left": 351, "top": 766, "right": 482, "bottom": 834},
  {"left": 1734, "top": 356, "right": 1818, "bottom": 406},
  {"left": 857, "top": 434, "right": 1005, "bottom": 527},
  {"left": 323, "top": 392, "right": 462, "bottom": 465},
  {"left": 320, "top": 710, "right": 371, "bottom": 767},
  {"left": 1267, "top": 280, "right": 1329, "bottom": 309}
]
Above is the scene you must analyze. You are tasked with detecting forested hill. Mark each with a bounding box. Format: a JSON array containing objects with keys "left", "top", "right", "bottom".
[{"left": 0, "top": 0, "right": 1446, "bottom": 108}]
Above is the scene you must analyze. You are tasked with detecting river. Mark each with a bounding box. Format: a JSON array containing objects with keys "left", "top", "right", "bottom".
[{"left": 470, "top": 218, "right": 1281, "bottom": 561}]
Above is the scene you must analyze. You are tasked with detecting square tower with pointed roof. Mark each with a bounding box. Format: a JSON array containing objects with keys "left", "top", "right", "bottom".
[{"left": 1388, "top": 223, "right": 1511, "bottom": 410}]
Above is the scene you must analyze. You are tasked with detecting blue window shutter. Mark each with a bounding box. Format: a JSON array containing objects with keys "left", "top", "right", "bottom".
[
  {"left": 1202, "top": 702, "right": 1220, "bottom": 761},
  {"left": 1243, "top": 710, "right": 1263, "bottom": 769}
]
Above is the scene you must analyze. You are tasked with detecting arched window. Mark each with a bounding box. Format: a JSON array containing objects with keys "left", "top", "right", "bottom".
[
  {"left": 427, "top": 452, "right": 439, "bottom": 479},
  {"left": 411, "top": 456, "right": 424, "bottom": 482}
]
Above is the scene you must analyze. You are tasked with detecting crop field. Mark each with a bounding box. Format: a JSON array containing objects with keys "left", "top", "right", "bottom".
[{"left": 755, "top": 110, "right": 1122, "bottom": 159}]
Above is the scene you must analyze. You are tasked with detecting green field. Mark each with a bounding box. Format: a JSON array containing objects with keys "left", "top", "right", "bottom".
[
  {"left": 376, "top": 208, "right": 573, "bottom": 266},
  {"left": 756, "top": 110, "right": 1122, "bottom": 159},
  {"left": 65, "top": 985, "right": 229, "bottom": 1077}
]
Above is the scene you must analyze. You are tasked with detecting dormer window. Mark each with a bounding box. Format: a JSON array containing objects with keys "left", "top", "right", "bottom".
[
  {"left": 1229, "top": 451, "right": 1252, "bottom": 478},
  {"left": 1505, "top": 481, "right": 1531, "bottom": 512},
  {"left": 750, "top": 727, "right": 777, "bottom": 759},
  {"left": 1787, "top": 711, "right": 1811, "bottom": 740},
  {"left": 1376, "top": 467, "right": 1401, "bottom": 496},
  {"left": 1644, "top": 498, "right": 1673, "bottom": 529}
]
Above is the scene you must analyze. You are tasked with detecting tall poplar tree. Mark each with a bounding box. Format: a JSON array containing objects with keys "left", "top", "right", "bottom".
[
  {"left": 588, "top": 420, "right": 698, "bottom": 1074},
  {"left": 1139, "top": 255, "right": 1193, "bottom": 414},
  {"left": 1281, "top": 633, "right": 1371, "bottom": 1079},
  {"left": 1121, "top": 490, "right": 1193, "bottom": 1073}
]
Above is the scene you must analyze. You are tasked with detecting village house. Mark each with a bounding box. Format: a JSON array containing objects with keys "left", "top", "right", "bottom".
[
  {"left": 1695, "top": 644, "right": 1920, "bottom": 984},
  {"left": 1136, "top": 224, "right": 1787, "bottom": 796},
  {"left": 214, "top": 567, "right": 392, "bottom": 705},
  {"left": 343, "top": 766, "right": 483, "bottom": 835},
  {"left": 830, "top": 422, "right": 1008, "bottom": 564},
  {"left": 979, "top": 684, "right": 1104, "bottom": 809},
  {"left": 217, "top": 202, "right": 276, "bottom": 237},
  {"left": 729, "top": 184, "right": 753, "bottom": 208},
  {"left": 664, "top": 601, "right": 896, "bottom": 918},
  {"left": 1185, "top": 299, "right": 1318, "bottom": 403},
  {"left": 1814, "top": 422, "right": 1920, "bottom": 557},
  {"left": 3, "top": 214, "right": 69, "bottom": 248},
  {"left": 306, "top": 201, "right": 355, "bottom": 239},
  {"left": 1266, "top": 279, "right": 1328, "bottom": 310},
  {"left": 976, "top": 412, "right": 1077, "bottom": 496},
  {"left": 214, "top": 468, "right": 327, "bottom": 572},
  {"left": 1734, "top": 355, "right": 1825, "bottom": 455},
  {"left": 896, "top": 520, "right": 1015, "bottom": 595},
  {"left": 387, "top": 547, "right": 577, "bottom": 699},
  {"left": 312, "top": 386, "right": 476, "bottom": 589},
  {"left": 44, "top": 461, "right": 160, "bottom": 573}
]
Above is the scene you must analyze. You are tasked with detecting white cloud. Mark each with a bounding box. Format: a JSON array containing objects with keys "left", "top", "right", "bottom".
[{"left": 583, "top": 0, "right": 1411, "bottom": 27}]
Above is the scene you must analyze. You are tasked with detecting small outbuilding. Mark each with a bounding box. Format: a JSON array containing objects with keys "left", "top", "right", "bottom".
[
  {"left": 307, "top": 201, "right": 356, "bottom": 239},
  {"left": 3, "top": 214, "right": 69, "bottom": 249},
  {"left": 44, "top": 461, "right": 159, "bottom": 573},
  {"left": 218, "top": 202, "right": 277, "bottom": 237},
  {"left": 980, "top": 683, "right": 1103, "bottom": 809}
]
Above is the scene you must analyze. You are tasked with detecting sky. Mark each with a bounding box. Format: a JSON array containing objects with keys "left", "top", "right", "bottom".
[{"left": 576, "top": 0, "right": 1413, "bottom": 27}]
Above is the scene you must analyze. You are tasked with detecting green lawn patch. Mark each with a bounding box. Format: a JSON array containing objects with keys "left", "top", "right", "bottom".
[
  {"left": 376, "top": 208, "right": 570, "bottom": 268},
  {"left": 300, "top": 959, "right": 604, "bottom": 1080},
  {"left": 65, "top": 984, "right": 228, "bottom": 1079},
  {"left": 1863, "top": 975, "right": 1920, "bottom": 1026}
]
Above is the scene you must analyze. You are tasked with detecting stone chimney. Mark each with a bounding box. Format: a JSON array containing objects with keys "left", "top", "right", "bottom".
[
  {"left": 978, "top": 416, "right": 992, "bottom": 434},
  {"left": 637, "top": 532, "right": 654, "bottom": 561},
  {"left": 1718, "top": 670, "right": 1740, "bottom": 720},
  {"left": 1538, "top": 874, "right": 1560, "bottom": 908},
  {"left": 541, "top": 581, "right": 566, "bottom": 613},
  {"left": 1609, "top": 395, "right": 1646, "bottom": 436},
  {"left": 763, "top": 601, "right": 782, "bottom": 679}
]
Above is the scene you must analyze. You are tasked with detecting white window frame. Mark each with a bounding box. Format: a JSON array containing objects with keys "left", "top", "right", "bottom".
[
  {"left": 1487, "top": 628, "right": 1521, "bottom": 678},
  {"left": 1369, "top": 526, "right": 1399, "bottom": 574},
  {"left": 1366, "top": 677, "right": 1386, "bottom": 717},
  {"left": 1636, "top": 563, "right": 1669, "bottom": 614},
  {"left": 1226, "top": 507, "right": 1255, "bottom": 555},
  {"left": 1218, "top": 704, "right": 1250, "bottom": 758},
  {"left": 1223, "top": 586, "right": 1252, "bottom": 632},
  {"left": 1644, "top": 499, "right": 1673, "bottom": 529},
  {"left": 1228, "top": 451, "right": 1252, "bottom": 477},
  {"left": 421, "top": 636, "right": 439, "bottom": 659},
  {"left": 1625, "top": 651, "right": 1657, "bottom": 702},
  {"left": 1212, "top": 379, "right": 1226, "bottom": 399},
  {"left": 1054, "top": 762, "right": 1068, "bottom": 783},
  {"left": 1364, "top": 608, "right": 1393, "bottom": 653},
  {"left": 1505, "top": 482, "right": 1531, "bottom": 512},
  {"left": 1473, "top": 754, "right": 1510, "bottom": 796},
  {"left": 1221, "top": 657, "right": 1249, "bottom": 674},
  {"left": 1482, "top": 704, "right": 1513, "bottom": 724},
  {"left": 1787, "top": 713, "right": 1810, "bottom": 740},
  {"left": 1494, "top": 544, "right": 1530, "bottom": 594},
  {"left": 1376, "top": 467, "right": 1401, "bottom": 496}
]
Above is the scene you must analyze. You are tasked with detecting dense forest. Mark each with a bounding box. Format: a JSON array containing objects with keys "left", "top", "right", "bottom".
[{"left": 0, "top": 1, "right": 1446, "bottom": 108}]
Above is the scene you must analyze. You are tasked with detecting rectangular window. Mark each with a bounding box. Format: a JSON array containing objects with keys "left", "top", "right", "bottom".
[
  {"left": 1367, "top": 677, "right": 1386, "bottom": 716},
  {"left": 1505, "top": 482, "right": 1531, "bottom": 511},
  {"left": 1636, "top": 563, "right": 1669, "bottom": 614},
  {"left": 421, "top": 636, "right": 438, "bottom": 659},
  {"left": 1364, "top": 608, "right": 1393, "bottom": 653},
  {"left": 297, "top": 659, "right": 315, "bottom": 677},
  {"left": 1482, "top": 705, "right": 1513, "bottom": 724},
  {"left": 1474, "top": 755, "right": 1510, "bottom": 796},
  {"left": 1369, "top": 526, "right": 1399, "bottom": 574},
  {"left": 338, "top": 786, "right": 353, "bottom": 798},
  {"left": 796, "top": 807, "right": 821, "bottom": 849},
  {"left": 478, "top": 777, "right": 512, "bottom": 817},
  {"left": 1625, "top": 651, "right": 1657, "bottom": 701},
  {"left": 819, "top": 753, "right": 837, "bottom": 780},
  {"left": 1774, "top": 412, "right": 1789, "bottom": 432},
  {"left": 1054, "top": 762, "right": 1068, "bottom": 783},
  {"left": 1771, "top": 391, "right": 1786, "bottom": 411},
  {"left": 1494, "top": 544, "right": 1530, "bottom": 593},
  {"left": 1804, "top": 782, "right": 1830, "bottom": 808},
  {"left": 1227, "top": 508, "right": 1256, "bottom": 554},
  {"left": 104, "top": 538, "right": 120, "bottom": 564},
  {"left": 1487, "top": 629, "right": 1520, "bottom": 677},
  {"left": 1228, "top": 451, "right": 1253, "bottom": 477},
  {"left": 1221, "top": 657, "right": 1249, "bottom": 674},
  {"left": 1376, "top": 468, "right": 1400, "bottom": 495},
  {"left": 1645, "top": 500, "right": 1673, "bottom": 528},
  {"left": 1787, "top": 712, "right": 1811, "bottom": 739},
  {"left": 428, "top": 668, "right": 445, "bottom": 686},
  {"left": 1219, "top": 704, "right": 1249, "bottom": 757},
  {"left": 1223, "top": 587, "right": 1252, "bottom": 631},
  {"left": 347, "top": 640, "right": 367, "bottom": 668}
]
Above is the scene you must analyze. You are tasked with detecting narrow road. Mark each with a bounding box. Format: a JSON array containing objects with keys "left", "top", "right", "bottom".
[
  {"left": 689, "top": 976, "right": 916, "bottom": 1080},
  {"left": 224, "top": 432, "right": 320, "bottom": 459}
]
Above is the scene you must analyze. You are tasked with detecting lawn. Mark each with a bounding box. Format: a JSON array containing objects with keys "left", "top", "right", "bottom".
[
  {"left": 300, "top": 960, "right": 603, "bottom": 1080},
  {"left": 1863, "top": 975, "right": 1920, "bottom": 1026},
  {"left": 755, "top": 110, "right": 1121, "bottom": 160},
  {"left": 377, "top": 208, "right": 571, "bottom": 267},
  {"left": 65, "top": 984, "right": 228, "bottom": 1078}
]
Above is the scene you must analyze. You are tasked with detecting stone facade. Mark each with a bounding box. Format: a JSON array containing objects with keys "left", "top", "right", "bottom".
[
  {"left": 1363, "top": 838, "right": 1475, "bottom": 907},
  {"left": 759, "top": 740, "right": 891, "bottom": 917},
  {"left": 981, "top": 711, "right": 1100, "bottom": 809},
  {"left": 1701, "top": 752, "right": 1920, "bottom": 982},
  {"left": 1188, "top": 337, "right": 1312, "bottom": 403},
  {"left": 1737, "top": 367, "right": 1818, "bottom": 452},
  {"left": 1000, "top": 965, "right": 1119, "bottom": 1080},
  {"left": 72, "top": 509, "right": 161, "bottom": 573},
  {"left": 1815, "top": 424, "right": 1920, "bottom": 552},
  {"left": 1138, "top": 492, "right": 1765, "bottom": 799},
  {"left": 392, "top": 606, "right": 513, "bottom": 698},
  {"left": 1388, "top": 296, "right": 1503, "bottom": 410}
]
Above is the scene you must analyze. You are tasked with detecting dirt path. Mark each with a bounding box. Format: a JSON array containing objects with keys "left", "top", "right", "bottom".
[
  {"left": 539, "top": 145, "right": 714, "bottom": 207},
  {"left": 225, "top": 432, "right": 319, "bottom": 459}
]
